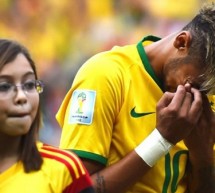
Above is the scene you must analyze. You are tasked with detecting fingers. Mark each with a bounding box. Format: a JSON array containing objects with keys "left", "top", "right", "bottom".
[
  {"left": 156, "top": 91, "right": 175, "bottom": 109},
  {"left": 157, "top": 85, "right": 187, "bottom": 110},
  {"left": 168, "top": 85, "right": 187, "bottom": 109},
  {"left": 156, "top": 85, "right": 203, "bottom": 144},
  {"left": 169, "top": 85, "right": 202, "bottom": 125},
  {"left": 184, "top": 82, "right": 191, "bottom": 92},
  {"left": 159, "top": 85, "right": 194, "bottom": 114},
  {"left": 179, "top": 91, "right": 192, "bottom": 116}
]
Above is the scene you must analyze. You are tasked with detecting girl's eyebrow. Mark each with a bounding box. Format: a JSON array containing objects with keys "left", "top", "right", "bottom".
[
  {"left": 0, "top": 71, "right": 35, "bottom": 77},
  {"left": 0, "top": 72, "right": 36, "bottom": 82}
]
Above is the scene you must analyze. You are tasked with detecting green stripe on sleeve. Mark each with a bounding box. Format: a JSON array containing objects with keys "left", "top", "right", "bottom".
[{"left": 72, "top": 150, "right": 107, "bottom": 165}]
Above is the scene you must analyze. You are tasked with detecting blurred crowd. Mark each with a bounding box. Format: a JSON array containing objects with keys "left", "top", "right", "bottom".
[{"left": 0, "top": 0, "right": 211, "bottom": 146}]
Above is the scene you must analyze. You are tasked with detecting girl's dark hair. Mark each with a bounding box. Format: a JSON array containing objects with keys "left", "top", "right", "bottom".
[
  {"left": 182, "top": 2, "right": 215, "bottom": 93},
  {"left": 0, "top": 39, "right": 43, "bottom": 172}
]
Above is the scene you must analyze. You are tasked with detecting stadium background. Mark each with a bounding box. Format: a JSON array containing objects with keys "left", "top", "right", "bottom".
[{"left": 0, "top": 0, "right": 212, "bottom": 146}]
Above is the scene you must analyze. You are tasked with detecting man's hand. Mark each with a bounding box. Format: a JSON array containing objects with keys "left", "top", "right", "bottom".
[{"left": 156, "top": 85, "right": 203, "bottom": 144}]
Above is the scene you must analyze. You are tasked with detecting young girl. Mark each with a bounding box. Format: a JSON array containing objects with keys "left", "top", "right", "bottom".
[{"left": 0, "top": 39, "right": 95, "bottom": 193}]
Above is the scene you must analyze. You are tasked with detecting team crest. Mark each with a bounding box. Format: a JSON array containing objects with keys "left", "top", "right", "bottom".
[{"left": 68, "top": 90, "right": 96, "bottom": 125}]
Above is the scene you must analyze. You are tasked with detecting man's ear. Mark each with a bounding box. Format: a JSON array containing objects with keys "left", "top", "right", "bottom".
[{"left": 173, "top": 31, "right": 191, "bottom": 51}]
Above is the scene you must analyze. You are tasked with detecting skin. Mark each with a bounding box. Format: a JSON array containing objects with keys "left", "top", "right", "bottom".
[
  {"left": 0, "top": 53, "right": 39, "bottom": 173},
  {"left": 81, "top": 31, "right": 215, "bottom": 193},
  {"left": 0, "top": 52, "right": 96, "bottom": 193},
  {"left": 183, "top": 93, "right": 215, "bottom": 192}
]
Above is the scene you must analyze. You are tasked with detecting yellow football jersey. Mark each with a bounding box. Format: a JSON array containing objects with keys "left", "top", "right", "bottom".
[
  {"left": 0, "top": 142, "right": 93, "bottom": 193},
  {"left": 56, "top": 36, "right": 215, "bottom": 193}
]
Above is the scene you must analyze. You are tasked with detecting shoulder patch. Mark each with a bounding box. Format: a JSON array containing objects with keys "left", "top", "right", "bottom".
[{"left": 68, "top": 89, "right": 96, "bottom": 125}]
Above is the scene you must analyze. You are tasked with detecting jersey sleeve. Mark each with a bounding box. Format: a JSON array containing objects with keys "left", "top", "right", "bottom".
[
  {"left": 56, "top": 51, "right": 126, "bottom": 165},
  {"left": 40, "top": 144, "right": 95, "bottom": 193}
]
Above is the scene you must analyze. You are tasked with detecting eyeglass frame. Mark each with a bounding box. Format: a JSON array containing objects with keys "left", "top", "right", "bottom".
[{"left": 0, "top": 79, "right": 44, "bottom": 99}]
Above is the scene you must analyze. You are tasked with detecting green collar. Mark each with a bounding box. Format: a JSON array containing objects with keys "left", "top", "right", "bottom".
[{"left": 137, "top": 35, "right": 163, "bottom": 91}]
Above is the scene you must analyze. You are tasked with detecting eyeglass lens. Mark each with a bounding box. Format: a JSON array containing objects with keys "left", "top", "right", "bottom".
[{"left": 0, "top": 80, "right": 44, "bottom": 98}]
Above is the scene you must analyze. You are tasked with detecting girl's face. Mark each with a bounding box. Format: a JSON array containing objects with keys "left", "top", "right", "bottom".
[{"left": 0, "top": 53, "right": 39, "bottom": 136}]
